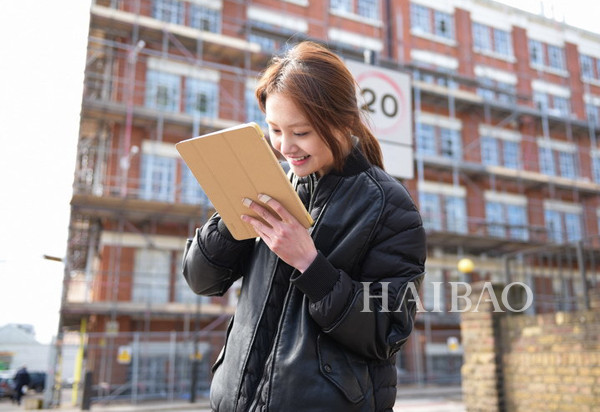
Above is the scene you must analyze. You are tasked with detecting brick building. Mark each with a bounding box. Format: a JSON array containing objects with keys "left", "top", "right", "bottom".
[{"left": 58, "top": 0, "right": 600, "bottom": 404}]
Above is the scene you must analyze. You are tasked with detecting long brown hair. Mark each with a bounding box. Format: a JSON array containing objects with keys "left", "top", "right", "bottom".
[{"left": 255, "top": 41, "right": 384, "bottom": 171}]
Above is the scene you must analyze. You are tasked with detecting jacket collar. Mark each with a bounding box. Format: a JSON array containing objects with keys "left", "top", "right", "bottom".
[{"left": 329, "top": 144, "right": 371, "bottom": 177}]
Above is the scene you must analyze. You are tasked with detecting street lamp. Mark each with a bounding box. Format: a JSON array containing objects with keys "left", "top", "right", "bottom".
[{"left": 457, "top": 258, "right": 474, "bottom": 274}]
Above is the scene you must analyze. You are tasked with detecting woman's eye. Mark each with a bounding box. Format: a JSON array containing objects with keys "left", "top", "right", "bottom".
[{"left": 294, "top": 132, "right": 308, "bottom": 137}]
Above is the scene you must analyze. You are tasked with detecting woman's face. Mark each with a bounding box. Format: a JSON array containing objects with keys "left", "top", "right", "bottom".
[{"left": 265, "top": 92, "right": 335, "bottom": 178}]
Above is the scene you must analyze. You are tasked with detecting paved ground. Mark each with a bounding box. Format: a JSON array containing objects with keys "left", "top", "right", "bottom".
[{"left": 0, "top": 385, "right": 464, "bottom": 411}]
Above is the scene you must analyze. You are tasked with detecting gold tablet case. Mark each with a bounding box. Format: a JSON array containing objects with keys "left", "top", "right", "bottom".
[{"left": 175, "top": 122, "right": 314, "bottom": 240}]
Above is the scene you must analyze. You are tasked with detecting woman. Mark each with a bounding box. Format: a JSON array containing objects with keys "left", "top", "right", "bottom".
[{"left": 183, "top": 41, "right": 426, "bottom": 411}]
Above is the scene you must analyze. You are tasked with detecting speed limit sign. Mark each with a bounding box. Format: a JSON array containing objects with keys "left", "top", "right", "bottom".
[{"left": 346, "top": 61, "right": 413, "bottom": 178}]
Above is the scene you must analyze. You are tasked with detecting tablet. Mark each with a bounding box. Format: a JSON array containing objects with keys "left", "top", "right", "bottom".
[{"left": 176, "top": 122, "right": 314, "bottom": 240}]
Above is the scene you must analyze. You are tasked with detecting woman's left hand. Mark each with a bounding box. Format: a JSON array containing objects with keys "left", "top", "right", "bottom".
[{"left": 241, "top": 194, "right": 317, "bottom": 273}]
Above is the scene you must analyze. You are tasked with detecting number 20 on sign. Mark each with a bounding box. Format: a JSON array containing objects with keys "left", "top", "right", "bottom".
[{"left": 346, "top": 60, "right": 411, "bottom": 147}]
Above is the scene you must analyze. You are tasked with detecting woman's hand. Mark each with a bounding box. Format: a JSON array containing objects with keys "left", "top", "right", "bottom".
[{"left": 241, "top": 194, "right": 317, "bottom": 273}]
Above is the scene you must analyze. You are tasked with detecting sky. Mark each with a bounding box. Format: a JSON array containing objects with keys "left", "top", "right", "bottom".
[{"left": 0, "top": 0, "right": 598, "bottom": 346}]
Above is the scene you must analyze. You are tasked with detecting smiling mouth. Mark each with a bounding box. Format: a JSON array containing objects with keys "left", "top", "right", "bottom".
[{"left": 289, "top": 155, "right": 309, "bottom": 161}]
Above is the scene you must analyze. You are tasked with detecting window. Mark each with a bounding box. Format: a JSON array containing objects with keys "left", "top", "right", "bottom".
[
  {"left": 419, "top": 192, "right": 442, "bottom": 231},
  {"left": 503, "top": 141, "right": 520, "bottom": 169},
  {"left": 152, "top": 0, "right": 184, "bottom": 25},
  {"left": 245, "top": 88, "right": 266, "bottom": 130},
  {"left": 180, "top": 163, "right": 211, "bottom": 206},
  {"left": 481, "top": 136, "right": 499, "bottom": 166},
  {"left": 145, "top": 70, "right": 181, "bottom": 112},
  {"left": 547, "top": 45, "right": 565, "bottom": 71},
  {"left": 558, "top": 151, "right": 577, "bottom": 179},
  {"left": 410, "top": 4, "right": 430, "bottom": 33},
  {"left": 330, "top": 0, "right": 379, "bottom": 20},
  {"left": 580, "top": 54, "right": 600, "bottom": 81},
  {"left": 485, "top": 200, "right": 528, "bottom": 240},
  {"left": 473, "top": 23, "right": 491, "bottom": 51},
  {"left": 529, "top": 40, "right": 566, "bottom": 72},
  {"left": 486, "top": 202, "right": 504, "bottom": 237},
  {"left": 419, "top": 185, "right": 467, "bottom": 234},
  {"left": 185, "top": 78, "right": 218, "bottom": 117},
  {"left": 533, "top": 91, "right": 570, "bottom": 117},
  {"left": 416, "top": 123, "right": 436, "bottom": 156},
  {"left": 564, "top": 213, "right": 582, "bottom": 242},
  {"left": 416, "top": 122, "right": 462, "bottom": 160},
  {"left": 493, "top": 29, "right": 512, "bottom": 57},
  {"left": 544, "top": 209, "right": 582, "bottom": 243},
  {"left": 580, "top": 55, "right": 595, "bottom": 80},
  {"left": 529, "top": 40, "right": 544, "bottom": 66},
  {"left": 413, "top": 68, "right": 458, "bottom": 89},
  {"left": 538, "top": 147, "right": 556, "bottom": 176},
  {"left": 248, "top": 33, "right": 276, "bottom": 53},
  {"left": 410, "top": 4, "right": 454, "bottom": 41},
  {"left": 545, "top": 209, "right": 562, "bottom": 243},
  {"left": 553, "top": 96, "right": 570, "bottom": 116},
  {"left": 480, "top": 136, "right": 520, "bottom": 169},
  {"left": 440, "top": 129, "right": 461, "bottom": 159},
  {"left": 132, "top": 249, "right": 170, "bottom": 304},
  {"left": 434, "top": 10, "right": 453, "bottom": 39},
  {"left": 357, "top": 0, "right": 378, "bottom": 20},
  {"left": 331, "top": 0, "right": 351, "bottom": 14},
  {"left": 477, "top": 78, "right": 515, "bottom": 104},
  {"left": 533, "top": 91, "right": 549, "bottom": 112},
  {"left": 140, "top": 154, "right": 176, "bottom": 202},
  {"left": 472, "top": 23, "right": 512, "bottom": 58},
  {"left": 190, "top": 5, "right": 221, "bottom": 33},
  {"left": 538, "top": 143, "right": 578, "bottom": 179},
  {"left": 592, "top": 154, "right": 600, "bottom": 183},
  {"left": 586, "top": 103, "right": 600, "bottom": 126},
  {"left": 445, "top": 196, "right": 467, "bottom": 234},
  {"left": 507, "top": 204, "right": 528, "bottom": 240}
]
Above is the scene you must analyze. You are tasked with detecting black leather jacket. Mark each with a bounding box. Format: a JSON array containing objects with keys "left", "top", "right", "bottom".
[{"left": 183, "top": 147, "right": 426, "bottom": 411}]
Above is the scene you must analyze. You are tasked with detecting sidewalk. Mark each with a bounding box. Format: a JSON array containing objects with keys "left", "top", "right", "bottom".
[{"left": 0, "top": 385, "right": 464, "bottom": 412}]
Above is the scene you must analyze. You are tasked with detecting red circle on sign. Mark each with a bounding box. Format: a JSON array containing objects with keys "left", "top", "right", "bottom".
[{"left": 356, "top": 70, "right": 407, "bottom": 135}]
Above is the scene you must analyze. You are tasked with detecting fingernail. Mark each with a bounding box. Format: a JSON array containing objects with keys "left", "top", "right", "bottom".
[
  {"left": 258, "top": 194, "right": 271, "bottom": 203},
  {"left": 242, "top": 198, "right": 252, "bottom": 207}
]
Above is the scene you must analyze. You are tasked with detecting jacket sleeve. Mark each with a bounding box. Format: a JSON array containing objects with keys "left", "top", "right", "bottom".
[
  {"left": 290, "top": 197, "right": 426, "bottom": 361},
  {"left": 182, "top": 213, "right": 255, "bottom": 296}
]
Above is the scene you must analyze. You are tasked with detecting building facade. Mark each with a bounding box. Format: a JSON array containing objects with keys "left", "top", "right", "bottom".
[{"left": 59, "top": 0, "right": 600, "bottom": 404}]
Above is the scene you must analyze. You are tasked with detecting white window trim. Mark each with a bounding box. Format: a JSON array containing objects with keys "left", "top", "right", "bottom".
[
  {"left": 484, "top": 191, "right": 527, "bottom": 206},
  {"left": 147, "top": 57, "right": 220, "bottom": 82},
  {"left": 142, "top": 140, "right": 178, "bottom": 158},
  {"left": 189, "top": 0, "right": 222, "bottom": 10},
  {"left": 417, "top": 112, "right": 462, "bottom": 131},
  {"left": 544, "top": 200, "right": 583, "bottom": 215},
  {"left": 584, "top": 93, "right": 600, "bottom": 107},
  {"left": 328, "top": 27, "right": 383, "bottom": 52},
  {"left": 479, "top": 125, "right": 521, "bottom": 142},
  {"left": 411, "top": 49, "right": 459, "bottom": 70},
  {"left": 330, "top": 9, "right": 383, "bottom": 28},
  {"left": 100, "top": 231, "right": 186, "bottom": 249},
  {"left": 419, "top": 181, "right": 466, "bottom": 197},
  {"left": 247, "top": 6, "right": 308, "bottom": 33},
  {"left": 284, "top": 0, "right": 308, "bottom": 6},
  {"left": 410, "top": 0, "right": 453, "bottom": 14},
  {"left": 410, "top": 29, "right": 457, "bottom": 47},
  {"left": 474, "top": 65, "right": 517, "bottom": 85},
  {"left": 536, "top": 138, "right": 577, "bottom": 154},
  {"left": 531, "top": 80, "right": 571, "bottom": 98}
]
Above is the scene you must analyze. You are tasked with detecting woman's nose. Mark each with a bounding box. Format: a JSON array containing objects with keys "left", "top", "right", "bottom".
[{"left": 279, "top": 133, "right": 295, "bottom": 154}]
